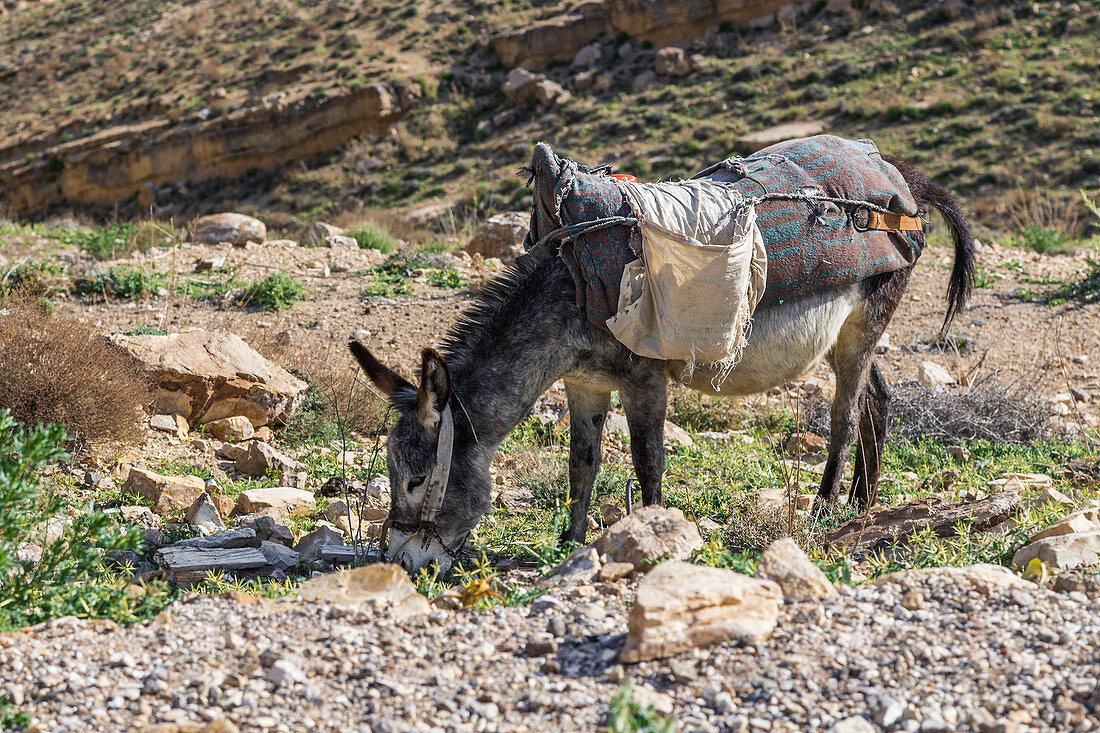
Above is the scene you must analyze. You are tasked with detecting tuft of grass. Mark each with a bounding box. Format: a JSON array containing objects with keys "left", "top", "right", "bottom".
[
  {"left": 236, "top": 271, "right": 304, "bottom": 310},
  {"left": 1, "top": 259, "right": 67, "bottom": 297},
  {"left": 73, "top": 266, "right": 167, "bottom": 300},
  {"left": 345, "top": 222, "right": 397, "bottom": 253},
  {"left": 606, "top": 685, "right": 676, "bottom": 733},
  {"left": 1013, "top": 224, "right": 1074, "bottom": 255},
  {"left": 361, "top": 259, "right": 414, "bottom": 298}
]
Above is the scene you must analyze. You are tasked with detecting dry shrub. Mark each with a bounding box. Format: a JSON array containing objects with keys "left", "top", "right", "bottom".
[
  {"left": 800, "top": 375, "right": 1050, "bottom": 445},
  {"left": 0, "top": 291, "right": 149, "bottom": 444},
  {"left": 1006, "top": 189, "right": 1083, "bottom": 241}
]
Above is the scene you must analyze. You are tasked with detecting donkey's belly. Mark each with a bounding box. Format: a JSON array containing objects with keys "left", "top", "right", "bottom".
[{"left": 669, "top": 285, "right": 862, "bottom": 396}]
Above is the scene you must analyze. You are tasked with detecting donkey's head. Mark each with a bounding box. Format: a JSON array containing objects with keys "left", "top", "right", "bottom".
[{"left": 349, "top": 341, "right": 490, "bottom": 574}]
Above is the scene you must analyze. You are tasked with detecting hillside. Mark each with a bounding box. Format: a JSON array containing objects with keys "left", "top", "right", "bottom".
[{"left": 2, "top": 0, "right": 1098, "bottom": 239}]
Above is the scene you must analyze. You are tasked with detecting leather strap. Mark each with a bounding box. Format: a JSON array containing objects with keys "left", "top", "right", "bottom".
[
  {"left": 420, "top": 405, "right": 453, "bottom": 524},
  {"left": 865, "top": 211, "right": 923, "bottom": 232}
]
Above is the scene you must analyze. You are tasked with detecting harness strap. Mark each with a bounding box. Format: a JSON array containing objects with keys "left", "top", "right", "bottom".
[
  {"left": 420, "top": 405, "right": 454, "bottom": 523},
  {"left": 863, "top": 211, "right": 924, "bottom": 232}
]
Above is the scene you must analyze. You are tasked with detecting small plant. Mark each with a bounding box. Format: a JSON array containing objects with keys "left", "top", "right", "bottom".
[
  {"left": 236, "top": 271, "right": 304, "bottom": 310},
  {"left": 1050, "top": 259, "right": 1100, "bottom": 304},
  {"left": 0, "top": 411, "right": 171, "bottom": 630},
  {"left": 972, "top": 266, "right": 998, "bottom": 289},
  {"left": 606, "top": 685, "right": 676, "bottom": 733},
  {"left": 73, "top": 266, "right": 168, "bottom": 300},
  {"left": 426, "top": 267, "right": 466, "bottom": 289},
  {"left": 48, "top": 223, "right": 134, "bottom": 261},
  {"left": 345, "top": 222, "right": 397, "bottom": 253},
  {"left": 0, "top": 694, "right": 29, "bottom": 730},
  {"left": 1013, "top": 224, "right": 1073, "bottom": 255},
  {"left": 1, "top": 259, "right": 67, "bottom": 297},
  {"left": 361, "top": 259, "right": 414, "bottom": 298}
]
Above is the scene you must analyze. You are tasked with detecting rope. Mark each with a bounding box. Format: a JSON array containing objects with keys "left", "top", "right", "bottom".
[{"left": 533, "top": 215, "right": 639, "bottom": 250}]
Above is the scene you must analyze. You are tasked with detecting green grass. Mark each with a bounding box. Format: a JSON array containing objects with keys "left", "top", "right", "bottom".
[
  {"left": 345, "top": 222, "right": 397, "bottom": 253},
  {"left": 1013, "top": 224, "right": 1074, "bottom": 254},
  {"left": 361, "top": 259, "right": 415, "bottom": 298},
  {"left": 426, "top": 267, "right": 466, "bottom": 289},
  {"left": 0, "top": 695, "right": 29, "bottom": 731},
  {"left": 607, "top": 685, "right": 676, "bottom": 733},
  {"left": 235, "top": 271, "right": 304, "bottom": 310},
  {"left": 1049, "top": 259, "right": 1100, "bottom": 304},
  {"left": 72, "top": 266, "right": 167, "bottom": 300}
]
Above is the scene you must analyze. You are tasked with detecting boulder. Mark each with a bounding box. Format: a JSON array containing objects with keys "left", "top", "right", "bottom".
[
  {"left": 1029, "top": 507, "right": 1100, "bottom": 542},
  {"left": 755, "top": 538, "right": 835, "bottom": 601},
  {"left": 235, "top": 487, "right": 315, "bottom": 517},
  {"left": 326, "top": 234, "right": 359, "bottom": 249},
  {"left": 109, "top": 330, "right": 307, "bottom": 427},
  {"left": 874, "top": 563, "right": 1033, "bottom": 595},
  {"left": 303, "top": 222, "right": 344, "bottom": 246},
  {"left": 919, "top": 360, "right": 956, "bottom": 389},
  {"left": 192, "top": 213, "right": 266, "bottom": 245},
  {"left": 655, "top": 47, "right": 691, "bottom": 77},
  {"left": 466, "top": 212, "right": 529, "bottom": 264},
  {"left": 259, "top": 541, "right": 300, "bottom": 571},
  {"left": 253, "top": 516, "right": 295, "bottom": 547},
  {"left": 592, "top": 506, "right": 703, "bottom": 571},
  {"left": 548, "top": 546, "right": 602, "bottom": 586},
  {"left": 620, "top": 561, "right": 782, "bottom": 662},
  {"left": 1012, "top": 533, "right": 1100, "bottom": 571},
  {"left": 294, "top": 525, "right": 346, "bottom": 564},
  {"left": 122, "top": 467, "right": 206, "bottom": 515},
  {"left": 785, "top": 432, "right": 827, "bottom": 454},
  {"left": 175, "top": 527, "right": 259, "bottom": 550},
  {"left": 663, "top": 421, "right": 693, "bottom": 448},
  {"left": 502, "top": 68, "right": 570, "bottom": 108},
  {"left": 236, "top": 440, "right": 300, "bottom": 477},
  {"left": 185, "top": 492, "right": 226, "bottom": 534},
  {"left": 825, "top": 490, "right": 1021, "bottom": 560},
  {"left": 150, "top": 413, "right": 189, "bottom": 437},
  {"left": 599, "top": 561, "right": 636, "bottom": 582},
  {"left": 295, "top": 563, "right": 431, "bottom": 619},
  {"left": 572, "top": 44, "right": 602, "bottom": 67},
  {"left": 600, "top": 502, "right": 626, "bottom": 526},
  {"left": 204, "top": 416, "right": 254, "bottom": 442},
  {"left": 738, "top": 121, "right": 827, "bottom": 154}
]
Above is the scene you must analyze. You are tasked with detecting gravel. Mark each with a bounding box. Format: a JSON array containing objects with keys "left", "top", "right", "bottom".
[{"left": 2, "top": 572, "right": 1099, "bottom": 732}]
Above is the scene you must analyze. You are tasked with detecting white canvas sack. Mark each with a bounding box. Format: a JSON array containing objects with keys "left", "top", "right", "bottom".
[{"left": 608, "top": 179, "right": 767, "bottom": 369}]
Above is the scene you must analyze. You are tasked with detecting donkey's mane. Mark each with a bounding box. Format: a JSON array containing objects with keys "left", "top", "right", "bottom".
[{"left": 437, "top": 242, "right": 557, "bottom": 368}]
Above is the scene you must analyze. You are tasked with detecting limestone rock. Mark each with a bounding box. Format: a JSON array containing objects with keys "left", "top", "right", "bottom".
[
  {"left": 294, "top": 525, "right": 346, "bottom": 564},
  {"left": 236, "top": 440, "right": 300, "bottom": 477},
  {"left": 592, "top": 506, "right": 703, "bottom": 572},
  {"left": 919, "top": 360, "right": 956, "bottom": 389},
  {"left": 296, "top": 564, "right": 430, "bottom": 619},
  {"left": 572, "top": 43, "right": 602, "bottom": 67},
  {"left": 215, "top": 443, "right": 248, "bottom": 462},
  {"left": 549, "top": 546, "right": 601, "bottom": 585},
  {"left": 620, "top": 561, "right": 782, "bottom": 662},
  {"left": 149, "top": 413, "right": 188, "bottom": 437},
  {"left": 120, "top": 505, "right": 160, "bottom": 529},
  {"left": 1029, "top": 507, "right": 1100, "bottom": 543},
  {"left": 303, "top": 222, "right": 344, "bottom": 246},
  {"left": 185, "top": 492, "right": 226, "bottom": 535},
  {"left": 600, "top": 502, "right": 626, "bottom": 526},
  {"left": 874, "top": 564, "right": 1033, "bottom": 595},
  {"left": 785, "top": 432, "right": 827, "bottom": 454},
  {"left": 655, "top": 47, "right": 692, "bottom": 77},
  {"left": 327, "top": 234, "right": 359, "bottom": 249},
  {"left": 830, "top": 718, "right": 875, "bottom": 733},
  {"left": 123, "top": 467, "right": 206, "bottom": 515},
  {"left": 253, "top": 516, "right": 295, "bottom": 547},
  {"left": 663, "top": 421, "right": 693, "bottom": 448},
  {"left": 826, "top": 490, "right": 1021, "bottom": 560},
  {"left": 1012, "top": 533, "right": 1100, "bottom": 571},
  {"left": 260, "top": 541, "right": 300, "bottom": 571},
  {"left": 204, "top": 415, "right": 254, "bottom": 442},
  {"left": 599, "top": 561, "right": 636, "bottom": 582},
  {"left": 755, "top": 538, "right": 835, "bottom": 601},
  {"left": 235, "top": 487, "right": 315, "bottom": 517},
  {"left": 175, "top": 527, "right": 259, "bottom": 550},
  {"left": 738, "top": 121, "right": 827, "bottom": 154},
  {"left": 502, "top": 69, "right": 570, "bottom": 109},
  {"left": 109, "top": 330, "right": 307, "bottom": 427},
  {"left": 193, "top": 213, "right": 266, "bottom": 245},
  {"left": 465, "top": 212, "right": 529, "bottom": 264}
]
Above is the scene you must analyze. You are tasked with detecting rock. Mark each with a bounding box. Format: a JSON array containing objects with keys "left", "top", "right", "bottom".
[
  {"left": 502, "top": 68, "right": 570, "bottom": 109},
  {"left": 235, "top": 487, "right": 315, "bottom": 517},
  {"left": 194, "top": 255, "right": 226, "bottom": 273},
  {"left": 663, "top": 421, "right": 693, "bottom": 448},
  {"left": 215, "top": 442, "right": 248, "bottom": 461},
  {"left": 592, "top": 506, "right": 703, "bottom": 571},
  {"left": 253, "top": 516, "right": 295, "bottom": 547},
  {"left": 572, "top": 44, "right": 602, "bottom": 67},
  {"left": 875, "top": 332, "right": 891, "bottom": 353},
  {"left": 266, "top": 658, "right": 305, "bottom": 686},
  {"left": 294, "top": 525, "right": 346, "bottom": 564},
  {"left": 303, "top": 222, "right": 344, "bottom": 246},
  {"left": 326, "top": 234, "right": 359, "bottom": 249},
  {"left": 830, "top": 717, "right": 875, "bottom": 733},
  {"left": 655, "top": 47, "right": 692, "bottom": 77},
  {"left": 120, "top": 505, "right": 160, "bottom": 529},
  {"left": 236, "top": 440, "right": 300, "bottom": 477},
  {"left": 1012, "top": 533, "right": 1100, "bottom": 571},
  {"left": 175, "top": 527, "right": 259, "bottom": 550},
  {"left": 531, "top": 79, "right": 571, "bottom": 108},
  {"left": 260, "top": 541, "right": 300, "bottom": 571},
  {"left": 825, "top": 490, "right": 1021, "bottom": 560},
  {"left": 1029, "top": 507, "right": 1100, "bottom": 542},
  {"left": 16, "top": 542, "right": 42, "bottom": 563},
  {"left": 295, "top": 564, "right": 430, "bottom": 619},
  {"left": 185, "top": 492, "right": 226, "bottom": 535},
  {"left": 192, "top": 213, "right": 266, "bottom": 245},
  {"left": 1053, "top": 570, "right": 1100, "bottom": 598},
  {"left": 1028, "top": 486, "right": 1074, "bottom": 510},
  {"left": 755, "top": 538, "right": 835, "bottom": 601},
  {"left": 204, "top": 416, "right": 254, "bottom": 442},
  {"left": 599, "top": 561, "right": 636, "bottom": 582},
  {"left": 785, "top": 432, "right": 826, "bottom": 454},
  {"left": 874, "top": 564, "right": 1034, "bottom": 595},
  {"left": 992, "top": 473, "right": 1053, "bottom": 491},
  {"left": 619, "top": 561, "right": 782, "bottom": 663},
  {"left": 919, "top": 361, "right": 956, "bottom": 389},
  {"left": 502, "top": 68, "right": 539, "bottom": 103},
  {"left": 946, "top": 445, "right": 971, "bottom": 463},
  {"left": 825, "top": 0, "right": 853, "bottom": 12},
  {"left": 738, "top": 121, "right": 827, "bottom": 154},
  {"left": 109, "top": 330, "right": 307, "bottom": 427},
  {"left": 149, "top": 413, "right": 188, "bottom": 437},
  {"left": 466, "top": 212, "right": 529, "bottom": 264},
  {"left": 750, "top": 487, "right": 788, "bottom": 512},
  {"left": 212, "top": 494, "right": 236, "bottom": 518},
  {"left": 600, "top": 502, "right": 625, "bottom": 526},
  {"left": 253, "top": 426, "right": 274, "bottom": 442},
  {"left": 122, "top": 468, "right": 206, "bottom": 515},
  {"left": 549, "top": 547, "right": 601, "bottom": 585},
  {"left": 155, "top": 545, "right": 267, "bottom": 574}
]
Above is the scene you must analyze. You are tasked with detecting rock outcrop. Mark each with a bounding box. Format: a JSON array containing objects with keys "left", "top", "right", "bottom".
[
  {"left": 491, "top": 0, "right": 796, "bottom": 69},
  {"left": 466, "top": 212, "right": 530, "bottom": 264},
  {"left": 1, "top": 82, "right": 420, "bottom": 216},
  {"left": 109, "top": 330, "right": 307, "bottom": 427}
]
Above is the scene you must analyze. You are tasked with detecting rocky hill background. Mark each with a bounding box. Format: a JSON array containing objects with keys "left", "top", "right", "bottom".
[{"left": 2, "top": 0, "right": 1098, "bottom": 240}]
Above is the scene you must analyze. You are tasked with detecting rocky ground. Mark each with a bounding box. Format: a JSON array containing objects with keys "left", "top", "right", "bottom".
[{"left": 3, "top": 564, "right": 1098, "bottom": 733}]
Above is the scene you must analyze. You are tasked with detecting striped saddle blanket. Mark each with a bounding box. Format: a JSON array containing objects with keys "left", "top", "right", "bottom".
[{"left": 525, "top": 134, "right": 923, "bottom": 333}]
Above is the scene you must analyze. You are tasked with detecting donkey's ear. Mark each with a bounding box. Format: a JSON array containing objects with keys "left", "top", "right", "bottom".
[
  {"left": 416, "top": 348, "right": 451, "bottom": 431},
  {"left": 348, "top": 341, "right": 414, "bottom": 397}
]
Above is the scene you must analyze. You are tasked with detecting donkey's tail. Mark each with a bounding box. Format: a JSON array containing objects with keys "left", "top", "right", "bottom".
[{"left": 884, "top": 154, "right": 975, "bottom": 333}]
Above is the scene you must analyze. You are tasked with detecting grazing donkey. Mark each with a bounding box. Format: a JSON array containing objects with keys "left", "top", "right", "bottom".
[{"left": 351, "top": 137, "right": 974, "bottom": 573}]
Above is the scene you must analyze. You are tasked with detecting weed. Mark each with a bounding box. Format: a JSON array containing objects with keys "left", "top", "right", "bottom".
[
  {"left": 1013, "top": 224, "right": 1073, "bottom": 255},
  {"left": 236, "top": 271, "right": 304, "bottom": 310},
  {"left": 972, "top": 266, "right": 999, "bottom": 289},
  {"left": 1, "top": 259, "right": 67, "bottom": 297},
  {"left": 426, "top": 267, "right": 466, "bottom": 289},
  {"left": 361, "top": 259, "right": 414, "bottom": 298},
  {"left": 47, "top": 223, "right": 139, "bottom": 261},
  {"left": 344, "top": 222, "right": 397, "bottom": 253},
  {"left": 73, "top": 266, "right": 168, "bottom": 300},
  {"left": 1050, "top": 259, "right": 1100, "bottom": 304},
  {"left": 0, "top": 412, "right": 172, "bottom": 630},
  {"left": 0, "top": 694, "right": 29, "bottom": 730},
  {"left": 606, "top": 685, "right": 676, "bottom": 733}
]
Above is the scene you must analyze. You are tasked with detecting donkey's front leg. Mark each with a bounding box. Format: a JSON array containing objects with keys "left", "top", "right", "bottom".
[
  {"left": 620, "top": 373, "right": 668, "bottom": 506},
  {"left": 561, "top": 379, "right": 611, "bottom": 544}
]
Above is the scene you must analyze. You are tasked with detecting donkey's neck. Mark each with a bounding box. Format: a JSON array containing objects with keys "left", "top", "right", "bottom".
[{"left": 440, "top": 251, "right": 578, "bottom": 449}]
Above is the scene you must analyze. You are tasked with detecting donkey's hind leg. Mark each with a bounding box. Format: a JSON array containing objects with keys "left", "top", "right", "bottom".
[
  {"left": 620, "top": 370, "right": 668, "bottom": 507},
  {"left": 850, "top": 363, "right": 892, "bottom": 510},
  {"left": 561, "top": 379, "right": 611, "bottom": 544}
]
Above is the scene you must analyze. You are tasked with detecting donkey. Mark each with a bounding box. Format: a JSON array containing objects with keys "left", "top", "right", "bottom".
[{"left": 350, "top": 153, "right": 974, "bottom": 573}]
